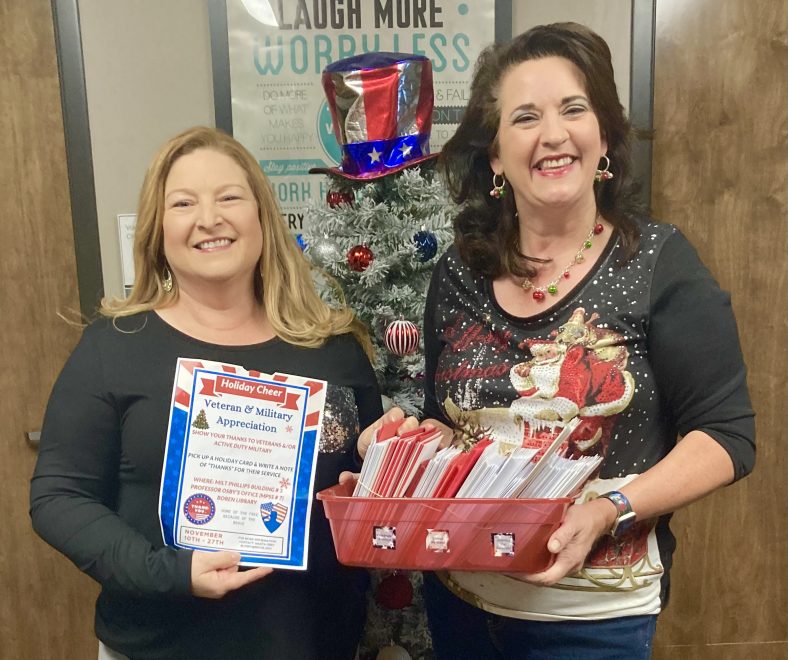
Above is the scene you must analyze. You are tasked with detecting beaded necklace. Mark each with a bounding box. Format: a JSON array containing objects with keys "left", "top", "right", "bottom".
[{"left": 521, "top": 222, "right": 604, "bottom": 301}]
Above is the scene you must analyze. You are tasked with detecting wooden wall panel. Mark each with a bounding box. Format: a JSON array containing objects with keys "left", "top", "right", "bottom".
[
  {"left": 650, "top": 0, "right": 788, "bottom": 658},
  {"left": 0, "top": 0, "right": 98, "bottom": 656}
]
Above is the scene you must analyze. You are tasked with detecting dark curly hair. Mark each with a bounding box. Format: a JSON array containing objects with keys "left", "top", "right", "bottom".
[{"left": 440, "top": 22, "right": 641, "bottom": 279}]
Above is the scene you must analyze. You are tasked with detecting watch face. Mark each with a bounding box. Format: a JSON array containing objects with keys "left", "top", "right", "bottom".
[
  {"left": 601, "top": 492, "right": 635, "bottom": 537},
  {"left": 612, "top": 511, "right": 637, "bottom": 537}
]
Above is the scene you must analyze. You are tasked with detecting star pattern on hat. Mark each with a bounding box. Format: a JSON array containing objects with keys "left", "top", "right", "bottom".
[
  {"left": 368, "top": 147, "right": 382, "bottom": 163},
  {"left": 399, "top": 143, "right": 413, "bottom": 157}
]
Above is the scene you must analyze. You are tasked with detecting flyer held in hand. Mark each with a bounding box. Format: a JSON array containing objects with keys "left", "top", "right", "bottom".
[{"left": 158, "top": 358, "right": 326, "bottom": 569}]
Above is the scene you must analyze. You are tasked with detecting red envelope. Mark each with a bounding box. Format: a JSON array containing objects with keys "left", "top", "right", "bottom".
[
  {"left": 402, "top": 459, "right": 430, "bottom": 498},
  {"left": 392, "top": 429, "right": 442, "bottom": 497},
  {"left": 376, "top": 419, "right": 403, "bottom": 442},
  {"left": 431, "top": 439, "right": 492, "bottom": 498},
  {"left": 373, "top": 437, "right": 410, "bottom": 497}
]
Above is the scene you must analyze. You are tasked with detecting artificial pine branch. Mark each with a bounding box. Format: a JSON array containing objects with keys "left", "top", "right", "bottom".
[{"left": 303, "top": 163, "right": 455, "bottom": 415}]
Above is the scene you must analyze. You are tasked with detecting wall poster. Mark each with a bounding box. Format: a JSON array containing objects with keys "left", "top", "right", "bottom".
[{"left": 225, "top": 0, "right": 496, "bottom": 232}]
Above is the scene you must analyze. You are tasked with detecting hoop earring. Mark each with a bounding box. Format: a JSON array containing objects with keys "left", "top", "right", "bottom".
[
  {"left": 595, "top": 155, "right": 614, "bottom": 182},
  {"left": 162, "top": 267, "right": 173, "bottom": 293},
  {"left": 489, "top": 173, "right": 506, "bottom": 198}
]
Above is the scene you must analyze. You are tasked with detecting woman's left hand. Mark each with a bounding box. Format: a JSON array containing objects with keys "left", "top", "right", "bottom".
[
  {"left": 190, "top": 550, "right": 272, "bottom": 598},
  {"left": 514, "top": 497, "right": 616, "bottom": 586}
]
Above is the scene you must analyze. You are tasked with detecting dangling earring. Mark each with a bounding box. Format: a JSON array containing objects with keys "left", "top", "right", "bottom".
[
  {"left": 489, "top": 173, "right": 506, "bottom": 198},
  {"left": 595, "top": 155, "right": 614, "bottom": 182},
  {"left": 162, "top": 266, "right": 173, "bottom": 293}
]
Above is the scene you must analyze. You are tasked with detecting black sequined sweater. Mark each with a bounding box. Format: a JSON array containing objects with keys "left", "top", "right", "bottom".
[{"left": 423, "top": 218, "right": 754, "bottom": 620}]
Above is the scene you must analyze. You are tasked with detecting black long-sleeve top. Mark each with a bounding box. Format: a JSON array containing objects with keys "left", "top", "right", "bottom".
[{"left": 31, "top": 312, "right": 383, "bottom": 659}]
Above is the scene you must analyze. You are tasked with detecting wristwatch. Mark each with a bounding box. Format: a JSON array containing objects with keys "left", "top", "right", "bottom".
[{"left": 599, "top": 490, "right": 637, "bottom": 537}]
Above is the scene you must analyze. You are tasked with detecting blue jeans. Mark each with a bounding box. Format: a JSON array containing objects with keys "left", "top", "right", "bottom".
[{"left": 423, "top": 572, "right": 657, "bottom": 660}]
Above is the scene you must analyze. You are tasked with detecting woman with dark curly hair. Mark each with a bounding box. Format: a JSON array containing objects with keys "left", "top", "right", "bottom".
[{"left": 421, "top": 23, "right": 754, "bottom": 659}]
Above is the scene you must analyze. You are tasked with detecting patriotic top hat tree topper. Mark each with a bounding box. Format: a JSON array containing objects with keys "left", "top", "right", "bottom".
[{"left": 311, "top": 52, "right": 438, "bottom": 181}]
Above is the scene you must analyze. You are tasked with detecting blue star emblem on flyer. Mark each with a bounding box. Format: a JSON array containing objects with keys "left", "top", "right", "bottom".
[{"left": 159, "top": 358, "right": 325, "bottom": 570}]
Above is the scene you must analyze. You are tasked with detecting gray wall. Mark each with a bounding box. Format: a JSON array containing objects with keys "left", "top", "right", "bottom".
[
  {"left": 79, "top": 0, "right": 215, "bottom": 300},
  {"left": 513, "top": 0, "right": 632, "bottom": 114}
]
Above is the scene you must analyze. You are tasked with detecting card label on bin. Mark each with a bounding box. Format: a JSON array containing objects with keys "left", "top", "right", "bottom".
[
  {"left": 373, "top": 525, "right": 396, "bottom": 550},
  {"left": 426, "top": 529, "right": 450, "bottom": 553},
  {"left": 492, "top": 532, "right": 515, "bottom": 557}
]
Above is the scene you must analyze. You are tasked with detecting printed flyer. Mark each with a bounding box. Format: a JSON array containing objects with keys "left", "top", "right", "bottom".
[
  {"left": 226, "top": 0, "right": 495, "bottom": 232},
  {"left": 159, "top": 358, "right": 326, "bottom": 569}
]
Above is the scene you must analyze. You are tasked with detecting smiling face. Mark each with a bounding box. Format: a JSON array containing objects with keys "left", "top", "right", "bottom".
[
  {"left": 490, "top": 56, "right": 607, "bottom": 217},
  {"left": 162, "top": 148, "right": 263, "bottom": 293}
]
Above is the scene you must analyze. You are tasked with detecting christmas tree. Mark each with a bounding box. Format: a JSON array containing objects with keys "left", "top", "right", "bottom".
[
  {"left": 302, "top": 52, "right": 456, "bottom": 660},
  {"left": 302, "top": 163, "right": 455, "bottom": 416},
  {"left": 192, "top": 409, "right": 209, "bottom": 430},
  {"left": 304, "top": 166, "right": 450, "bottom": 660}
]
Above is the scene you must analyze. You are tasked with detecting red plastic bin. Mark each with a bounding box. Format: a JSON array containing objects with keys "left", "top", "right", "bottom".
[{"left": 316, "top": 480, "right": 572, "bottom": 573}]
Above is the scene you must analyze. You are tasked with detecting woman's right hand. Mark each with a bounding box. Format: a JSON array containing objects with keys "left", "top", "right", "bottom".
[
  {"left": 190, "top": 550, "right": 271, "bottom": 599},
  {"left": 340, "top": 413, "right": 453, "bottom": 486},
  {"left": 356, "top": 407, "right": 419, "bottom": 460}
]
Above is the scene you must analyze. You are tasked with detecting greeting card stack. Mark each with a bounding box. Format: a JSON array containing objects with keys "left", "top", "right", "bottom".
[{"left": 318, "top": 417, "right": 602, "bottom": 573}]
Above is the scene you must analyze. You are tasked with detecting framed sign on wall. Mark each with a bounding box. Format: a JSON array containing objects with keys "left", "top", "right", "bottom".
[
  {"left": 208, "top": 0, "right": 654, "bottom": 232},
  {"left": 51, "top": 0, "right": 653, "bottom": 313},
  {"left": 208, "top": 0, "right": 501, "bottom": 231}
]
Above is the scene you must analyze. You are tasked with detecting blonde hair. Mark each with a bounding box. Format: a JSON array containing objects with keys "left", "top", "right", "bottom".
[{"left": 101, "top": 126, "right": 372, "bottom": 356}]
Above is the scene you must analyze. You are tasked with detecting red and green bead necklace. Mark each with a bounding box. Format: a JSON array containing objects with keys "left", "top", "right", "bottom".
[{"left": 521, "top": 222, "right": 604, "bottom": 301}]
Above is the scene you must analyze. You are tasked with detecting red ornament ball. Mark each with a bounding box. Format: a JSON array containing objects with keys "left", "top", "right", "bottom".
[
  {"left": 375, "top": 571, "right": 414, "bottom": 610},
  {"left": 384, "top": 319, "right": 420, "bottom": 356},
  {"left": 327, "top": 189, "right": 354, "bottom": 208},
  {"left": 347, "top": 244, "right": 374, "bottom": 272}
]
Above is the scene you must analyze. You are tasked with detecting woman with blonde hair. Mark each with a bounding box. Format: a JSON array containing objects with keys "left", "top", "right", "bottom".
[
  {"left": 109, "top": 125, "right": 371, "bottom": 350},
  {"left": 31, "top": 126, "right": 405, "bottom": 659}
]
